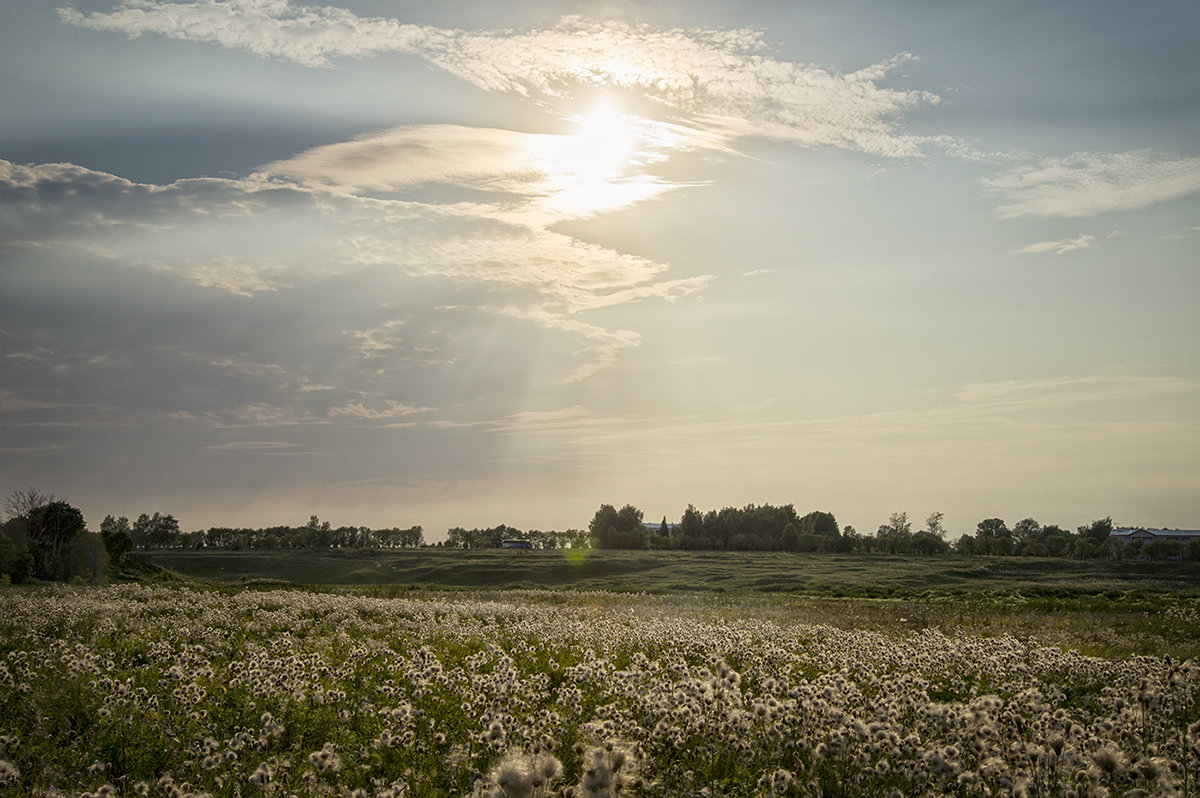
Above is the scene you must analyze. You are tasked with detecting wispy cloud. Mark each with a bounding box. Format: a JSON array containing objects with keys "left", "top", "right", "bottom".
[
  {"left": 0, "top": 159, "right": 705, "bottom": 381},
  {"left": 1013, "top": 234, "right": 1096, "bottom": 255},
  {"left": 57, "top": 0, "right": 437, "bottom": 67},
  {"left": 984, "top": 150, "right": 1200, "bottom": 218},
  {"left": 502, "top": 308, "right": 642, "bottom": 384},
  {"left": 1162, "top": 225, "right": 1200, "bottom": 240},
  {"left": 0, "top": 445, "right": 69, "bottom": 454},
  {"left": 259, "top": 119, "right": 716, "bottom": 224},
  {"left": 328, "top": 401, "right": 431, "bottom": 420},
  {"left": 59, "top": 2, "right": 941, "bottom": 157},
  {"left": 205, "top": 441, "right": 305, "bottom": 451},
  {"left": 0, "top": 153, "right": 717, "bottom": 443},
  {"left": 951, "top": 374, "right": 1200, "bottom": 413}
]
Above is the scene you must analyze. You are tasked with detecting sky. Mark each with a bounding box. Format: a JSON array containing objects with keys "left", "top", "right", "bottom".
[{"left": 2, "top": 0, "right": 1198, "bottom": 541}]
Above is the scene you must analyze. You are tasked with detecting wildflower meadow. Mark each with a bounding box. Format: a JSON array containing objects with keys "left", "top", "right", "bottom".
[{"left": 0, "top": 584, "right": 1197, "bottom": 797}]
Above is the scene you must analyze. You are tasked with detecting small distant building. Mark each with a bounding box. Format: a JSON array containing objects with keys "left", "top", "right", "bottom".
[
  {"left": 501, "top": 539, "right": 533, "bottom": 549},
  {"left": 1110, "top": 528, "right": 1200, "bottom": 546}
]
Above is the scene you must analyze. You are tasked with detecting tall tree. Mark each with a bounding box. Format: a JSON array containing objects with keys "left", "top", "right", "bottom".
[
  {"left": 1078, "top": 517, "right": 1114, "bottom": 545},
  {"left": 975, "top": 518, "right": 1011, "bottom": 555},
  {"left": 99, "top": 515, "right": 135, "bottom": 564},
  {"left": 1011, "top": 518, "right": 1042, "bottom": 554},
  {"left": 875, "top": 512, "right": 913, "bottom": 554},
  {"left": 589, "top": 504, "right": 645, "bottom": 549},
  {"left": 27, "top": 501, "right": 86, "bottom": 579},
  {"left": 3, "top": 487, "right": 59, "bottom": 520},
  {"left": 132, "top": 512, "right": 182, "bottom": 549}
]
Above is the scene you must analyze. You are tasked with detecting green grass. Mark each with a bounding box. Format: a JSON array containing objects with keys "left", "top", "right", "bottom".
[
  {"left": 148, "top": 548, "right": 1200, "bottom": 597},
  {"left": 140, "top": 549, "right": 1200, "bottom": 660}
]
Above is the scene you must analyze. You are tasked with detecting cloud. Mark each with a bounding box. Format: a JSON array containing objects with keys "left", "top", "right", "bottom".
[
  {"left": 501, "top": 308, "right": 642, "bottom": 384},
  {"left": 0, "top": 158, "right": 700, "bottom": 316},
  {"left": 0, "top": 445, "right": 69, "bottom": 454},
  {"left": 0, "top": 154, "right": 716, "bottom": 451},
  {"left": 259, "top": 120, "right": 717, "bottom": 225},
  {"left": 984, "top": 150, "right": 1200, "bottom": 218},
  {"left": 1013, "top": 234, "right": 1096, "bottom": 255},
  {"left": 59, "top": 2, "right": 940, "bottom": 157},
  {"left": 1162, "top": 225, "right": 1200, "bottom": 240},
  {"left": 328, "top": 401, "right": 430, "bottom": 420},
  {"left": 204, "top": 441, "right": 305, "bottom": 451},
  {"left": 57, "top": 0, "right": 438, "bottom": 68},
  {"left": 951, "top": 374, "right": 1200, "bottom": 413}
]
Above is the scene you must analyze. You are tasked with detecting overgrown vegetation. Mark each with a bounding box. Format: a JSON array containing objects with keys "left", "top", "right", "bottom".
[{"left": 0, "top": 585, "right": 1196, "bottom": 796}]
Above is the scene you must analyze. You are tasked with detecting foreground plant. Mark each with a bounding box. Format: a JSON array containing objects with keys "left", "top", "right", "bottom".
[{"left": 0, "top": 585, "right": 1195, "bottom": 796}]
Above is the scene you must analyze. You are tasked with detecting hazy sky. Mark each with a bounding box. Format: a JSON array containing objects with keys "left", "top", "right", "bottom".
[{"left": 2, "top": 0, "right": 1198, "bottom": 540}]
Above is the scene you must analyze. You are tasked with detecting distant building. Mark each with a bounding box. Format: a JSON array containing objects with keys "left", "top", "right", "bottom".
[
  {"left": 644, "top": 522, "right": 677, "bottom": 536},
  {"left": 501, "top": 539, "right": 533, "bottom": 549},
  {"left": 1110, "top": 528, "right": 1200, "bottom": 546}
]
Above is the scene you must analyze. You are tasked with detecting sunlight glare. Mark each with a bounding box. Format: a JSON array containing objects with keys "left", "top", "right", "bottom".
[
  {"left": 572, "top": 104, "right": 638, "bottom": 182},
  {"left": 522, "top": 101, "right": 672, "bottom": 220}
]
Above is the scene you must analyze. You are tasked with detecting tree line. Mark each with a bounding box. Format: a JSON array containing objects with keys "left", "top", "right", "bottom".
[
  {"left": 0, "top": 488, "right": 429, "bottom": 584},
  {"left": 587, "top": 503, "right": 1199, "bottom": 561},
  {"left": 4, "top": 486, "right": 1196, "bottom": 585},
  {"left": 99, "top": 513, "right": 426, "bottom": 551},
  {"left": 443, "top": 524, "right": 589, "bottom": 550}
]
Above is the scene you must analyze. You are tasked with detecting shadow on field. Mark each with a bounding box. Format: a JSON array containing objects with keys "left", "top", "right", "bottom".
[{"left": 147, "top": 549, "right": 1200, "bottom": 598}]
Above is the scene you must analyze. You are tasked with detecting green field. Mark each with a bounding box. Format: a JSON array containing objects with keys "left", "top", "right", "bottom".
[
  {"left": 144, "top": 548, "right": 1200, "bottom": 661},
  {"left": 148, "top": 547, "right": 1200, "bottom": 596}
]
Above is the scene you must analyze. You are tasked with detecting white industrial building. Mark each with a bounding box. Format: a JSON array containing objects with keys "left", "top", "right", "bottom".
[{"left": 1109, "top": 528, "right": 1200, "bottom": 546}]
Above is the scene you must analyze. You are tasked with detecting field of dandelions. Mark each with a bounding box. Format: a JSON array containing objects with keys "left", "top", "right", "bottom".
[{"left": 1, "top": 585, "right": 1197, "bottom": 797}]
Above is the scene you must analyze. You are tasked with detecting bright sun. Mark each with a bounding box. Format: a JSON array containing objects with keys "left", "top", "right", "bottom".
[
  {"left": 525, "top": 102, "right": 668, "bottom": 219},
  {"left": 570, "top": 105, "right": 638, "bottom": 182}
]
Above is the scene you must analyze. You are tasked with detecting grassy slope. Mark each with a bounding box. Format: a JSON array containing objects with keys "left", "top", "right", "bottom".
[
  {"left": 147, "top": 548, "right": 1200, "bottom": 596},
  {"left": 131, "top": 549, "right": 1200, "bottom": 659}
]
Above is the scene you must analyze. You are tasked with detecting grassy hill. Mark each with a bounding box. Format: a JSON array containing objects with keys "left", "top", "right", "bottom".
[{"left": 148, "top": 548, "right": 1200, "bottom": 597}]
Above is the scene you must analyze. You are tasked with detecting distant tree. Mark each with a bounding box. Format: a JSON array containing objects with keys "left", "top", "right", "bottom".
[
  {"left": 27, "top": 501, "right": 86, "bottom": 580},
  {"left": 836, "top": 525, "right": 864, "bottom": 553},
  {"left": 672, "top": 504, "right": 705, "bottom": 548},
  {"left": 3, "top": 487, "right": 59, "bottom": 521},
  {"left": 1042, "top": 526, "right": 1071, "bottom": 557},
  {"left": 954, "top": 534, "right": 980, "bottom": 556},
  {"left": 924, "top": 512, "right": 947, "bottom": 539},
  {"left": 1072, "top": 538, "right": 1098, "bottom": 559},
  {"left": 798, "top": 511, "right": 840, "bottom": 539},
  {"left": 1143, "top": 539, "right": 1182, "bottom": 560},
  {"left": 401, "top": 526, "right": 424, "bottom": 548},
  {"left": 1011, "top": 518, "right": 1042, "bottom": 554},
  {"left": 303, "top": 515, "right": 334, "bottom": 548},
  {"left": 1078, "top": 517, "right": 1114, "bottom": 546},
  {"left": 132, "top": 512, "right": 182, "bottom": 549},
  {"left": 99, "top": 515, "right": 135, "bottom": 565},
  {"left": 549, "top": 529, "right": 589, "bottom": 550},
  {"left": 0, "top": 517, "right": 34, "bottom": 582},
  {"left": 875, "top": 512, "right": 913, "bottom": 554},
  {"left": 658, "top": 516, "right": 670, "bottom": 538},
  {"left": 68, "top": 533, "right": 108, "bottom": 582},
  {"left": 911, "top": 530, "right": 950, "bottom": 556},
  {"left": 796, "top": 533, "right": 824, "bottom": 553},
  {"left": 780, "top": 522, "right": 802, "bottom": 552},
  {"left": 589, "top": 504, "right": 646, "bottom": 549},
  {"left": 974, "top": 518, "right": 1011, "bottom": 556}
]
